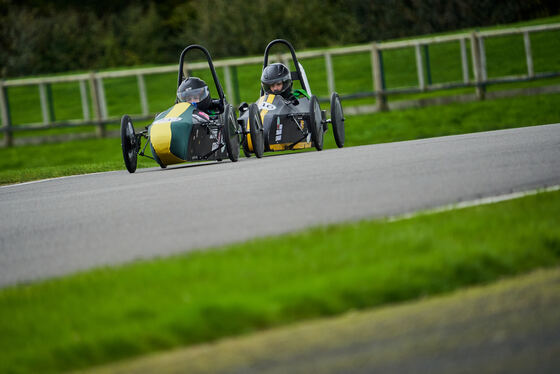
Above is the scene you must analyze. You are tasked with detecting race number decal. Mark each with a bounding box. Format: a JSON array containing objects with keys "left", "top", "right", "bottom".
[
  {"left": 258, "top": 102, "right": 276, "bottom": 111},
  {"left": 152, "top": 117, "right": 182, "bottom": 125}
]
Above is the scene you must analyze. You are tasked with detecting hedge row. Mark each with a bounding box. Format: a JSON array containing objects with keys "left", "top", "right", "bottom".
[{"left": 1, "top": 0, "right": 558, "bottom": 78}]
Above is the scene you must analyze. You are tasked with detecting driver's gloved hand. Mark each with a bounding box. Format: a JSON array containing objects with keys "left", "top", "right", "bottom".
[{"left": 286, "top": 94, "right": 299, "bottom": 106}]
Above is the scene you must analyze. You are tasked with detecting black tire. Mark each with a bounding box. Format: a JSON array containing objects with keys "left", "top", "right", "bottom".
[
  {"left": 223, "top": 105, "right": 240, "bottom": 162},
  {"left": 248, "top": 103, "right": 264, "bottom": 158},
  {"left": 309, "top": 95, "right": 324, "bottom": 151},
  {"left": 330, "top": 92, "right": 345, "bottom": 148},
  {"left": 120, "top": 115, "right": 138, "bottom": 173}
]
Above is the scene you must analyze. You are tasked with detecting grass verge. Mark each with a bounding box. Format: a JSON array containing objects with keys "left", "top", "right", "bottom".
[
  {"left": 1, "top": 92, "right": 559, "bottom": 185},
  {"left": 83, "top": 267, "right": 560, "bottom": 374},
  {"left": 1, "top": 189, "right": 559, "bottom": 373}
]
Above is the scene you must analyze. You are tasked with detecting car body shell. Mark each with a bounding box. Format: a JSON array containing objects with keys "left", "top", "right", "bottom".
[
  {"left": 238, "top": 92, "right": 320, "bottom": 152},
  {"left": 149, "top": 103, "right": 229, "bottom": 165}
]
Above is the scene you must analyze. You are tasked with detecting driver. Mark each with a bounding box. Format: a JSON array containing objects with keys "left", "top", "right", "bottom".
[
  {"left": 261, "top": 63, "right": 294, "bottom": 100},
  {"left": 177, "top": 77, "right": 213, "bottom": 109},
  {"left": 177, "top": 77, "right": 214, "bottom": 122}
]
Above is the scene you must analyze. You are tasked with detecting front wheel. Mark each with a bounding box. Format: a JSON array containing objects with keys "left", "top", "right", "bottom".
[
  {"left": 330, "top": 92, "right": 345, "bottom": 148},
  {"left": 248, "top": 103, "right": 264, "bottom": 158},
  {"left": 309, "top": 95, "right": 324, "bottom": 151},
  {"left": 223, "top": 104, "right": 240, "bottom": 162},
  {"left": 120, "top": 115, "right": 138, "bottom": 173}
]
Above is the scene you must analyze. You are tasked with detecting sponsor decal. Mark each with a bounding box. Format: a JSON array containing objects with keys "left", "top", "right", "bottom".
[
  {"left": 275, "top": 116, "right": 283, "bottom": 142},
  {"left": 211, "top": 128, "right": 220, "bottom": 151},
  {"left": 258, "top": 102, "right": 276, "bottom": 111},
  {"left": 192, "top": 113, "right": 210, "bottom": 124},
  {"left": 152, "top": 117, "right": 182, "bottom": 125}
]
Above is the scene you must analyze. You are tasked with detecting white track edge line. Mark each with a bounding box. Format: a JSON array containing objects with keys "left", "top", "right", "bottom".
[
  {"left": 0, "top": 170, "right": 122, "bottom": 188},
  {"left": 387, "top": 185, "right": 560, "bottom": 222}
]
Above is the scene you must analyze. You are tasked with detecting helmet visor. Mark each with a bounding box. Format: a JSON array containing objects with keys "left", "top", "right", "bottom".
[
  {"left": 262, "top": 78, "right": 291, "bottom": 95},
  {"left": 177, "top": 86, "right": 209, "bottom": 103}
]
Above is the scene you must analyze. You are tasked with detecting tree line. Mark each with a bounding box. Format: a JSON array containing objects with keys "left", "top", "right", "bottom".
[{"left": 1, "top": 0, "right": 558, "bottom": 78}]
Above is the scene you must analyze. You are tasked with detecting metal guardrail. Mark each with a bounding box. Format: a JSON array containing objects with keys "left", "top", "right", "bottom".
[{"left": 1, "top": 23, "right": 559, "bottom": 146}]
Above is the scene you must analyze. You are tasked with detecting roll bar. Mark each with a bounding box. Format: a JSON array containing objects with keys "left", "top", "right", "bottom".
[
  {"left": 177, "top": 45, "right": 225, "bottom": 103},
  {"left": 261, "top": 39, "right": 309, "bottom": 95}
]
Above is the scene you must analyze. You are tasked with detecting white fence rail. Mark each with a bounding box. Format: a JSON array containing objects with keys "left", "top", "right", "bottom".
[{"left": 1, "top": 23, "right": 559, "bottom": 146}]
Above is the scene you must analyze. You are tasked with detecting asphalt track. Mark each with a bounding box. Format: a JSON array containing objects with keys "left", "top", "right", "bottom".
[{"left": 1, "top": 124, "right": 560, "bottom": 287}]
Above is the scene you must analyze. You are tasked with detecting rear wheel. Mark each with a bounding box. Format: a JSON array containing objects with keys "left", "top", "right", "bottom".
[
  {"left": 330, "top": 92, "right": 345, "bottom": 148},
  {"left": 223, "top": 104, "right": 240, "bottom": 162},
  {"left": 120, "top": 115, "right": 138, "bottom": 173},
  {"left": 248, "top": 103, "right": 264, "bottom": 158},
  {"left": 309, "top": 96, "right": 324, "bottom": 151}
]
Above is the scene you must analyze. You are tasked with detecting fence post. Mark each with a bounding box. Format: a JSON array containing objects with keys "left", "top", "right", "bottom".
[
  {"left": 223, "top": 65, "right": 234, "bottom": 105},
  {"left": 232, "top": 66, "right": 240, "bottom": 106},
  {"left": 0, "top": 80, "right": 13, "bottom": 147},
  {"left": 88, "top": 71, "right": 105, "bottom": 137},
  {"left": 415, "top": 43, "right": 425, "bottom": 91},
  {"left": 523, "top": 31, "right": 534, "bottom": 78},
  {"left": 371, "top": 43, "right": 388, "bottom": 111},
  {"left": 137, "top": 74, "right": 149, "bottom": 116},
  {"left": 324, "top": 52, "right": 335, "bottom": 95},
  {"left": 39, "top": 83, "right": 50, "bottom": 125},
  {"left": 479, "top": 37, "right": 487, "bottom": 82},
  {"left": 460, "top": 38, "right": 469, "bottom": 84},
  {"left": 97, "top": 77, "right": 108, "bottom": 120},
  {"left": 39, "top": 83, "right": 55, "bottom": 124},
  {"left": 79, "top": 80, "right": 90, "bottom": 120},
  {"left": 470, "top": 32, "right": 486, "bottom": 100}
]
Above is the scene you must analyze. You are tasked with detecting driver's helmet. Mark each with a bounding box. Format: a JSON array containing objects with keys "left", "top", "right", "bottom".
[
  {"left": 261, "top": 63, "right": 292, "bottom": 97},
  {"left": 177, "top": 77, "right": 211, "bottom": 111}
]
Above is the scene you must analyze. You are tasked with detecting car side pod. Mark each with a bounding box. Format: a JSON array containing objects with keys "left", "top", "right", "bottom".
[{"left": 330, "top": 92, "right": 345, "bottom": 148}]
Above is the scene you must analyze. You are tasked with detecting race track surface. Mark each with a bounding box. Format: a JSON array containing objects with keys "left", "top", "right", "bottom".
[{"left": 1, "top": 124, "right": 559, "bottom": 287}]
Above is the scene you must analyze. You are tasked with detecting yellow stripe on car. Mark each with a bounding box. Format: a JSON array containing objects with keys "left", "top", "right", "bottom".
[
  {"left": 269, "top": 142, "right": 312, "bottom": 151},
  {"left": 165, "top": 102, "right": 191, "bottom": 118},
  {"left": 151, "top": 103, "right": 191, "bottom": 165},
  {"left": 260, "top": 94, "right": 275, "bottom": 123}
]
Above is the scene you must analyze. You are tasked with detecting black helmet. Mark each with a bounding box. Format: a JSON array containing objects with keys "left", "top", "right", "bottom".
[
  {"left": 261, "top": 63, "right": 292, "bottom": 96},
  {"left": 177, "top": 77, "right": 211, "bottom": 111}
]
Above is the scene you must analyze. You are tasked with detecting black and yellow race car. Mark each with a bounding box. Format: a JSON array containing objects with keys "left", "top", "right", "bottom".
[
  {"left": 120, "top": 45, "right": 240, "bottom": 173},
  {"left": 237, "top": 39, "right": 345, "bottom": 158}
]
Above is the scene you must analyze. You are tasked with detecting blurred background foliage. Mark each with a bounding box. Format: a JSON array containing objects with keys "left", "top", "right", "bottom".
[{"left": 1, "top": 0, "right": 558, "bottom": 78}]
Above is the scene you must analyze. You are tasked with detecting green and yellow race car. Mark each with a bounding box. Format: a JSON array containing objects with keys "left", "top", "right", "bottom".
[{"left": 120, "top": 44, "right": 240, "bottom": 173}]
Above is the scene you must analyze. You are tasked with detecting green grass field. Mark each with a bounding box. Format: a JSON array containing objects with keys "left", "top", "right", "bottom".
[
  {"left": 0, "top": 189, "right": 558, "bottom": 373},
  {"left": 1, "top": 91, "right": 559, "bottom": 185}
]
